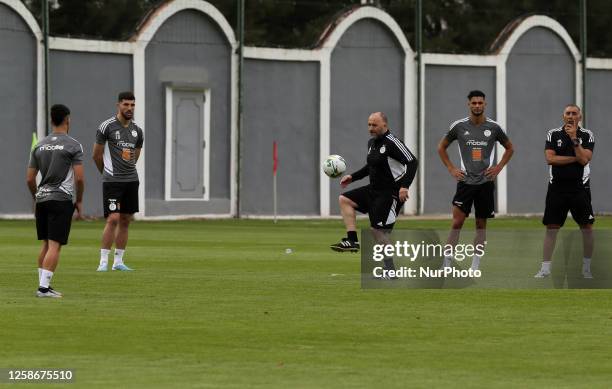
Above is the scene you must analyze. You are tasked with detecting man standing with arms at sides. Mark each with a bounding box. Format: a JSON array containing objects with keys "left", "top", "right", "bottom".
[
  {"left": 27, "top": 104, "right": 85, "bottom": 297},
  {"left": 330, "top": 112, "right": 418, "bottom": 273},
  {"left": 438, "top": 90, "right": 514, "bottom": 271},
  {"left": 93, "top": 92, "right": 144, "bottom": 272},
  {"left": 535, "top": 104, "right": 594, "bottom": 279}
]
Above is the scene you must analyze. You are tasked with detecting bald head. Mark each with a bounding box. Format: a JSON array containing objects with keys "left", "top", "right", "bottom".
[
  {"left": 371, "top": 112, "right": 388, "bottom": 124},
  {"left": 368, "top": 112, "right": 389, "bottom": 137}
]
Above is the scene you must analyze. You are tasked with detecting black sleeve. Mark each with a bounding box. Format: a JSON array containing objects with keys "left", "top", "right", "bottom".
[
  {"left": 400, "top": 158, "right": 418, "bottom": 189},
  {"left": 350, "top": 140, "right": 372, "bottom": 181},
  {"left": 581, "top": 131, "right": 594, "bottom": 151},
  {"left": 545, "top": 130, "right": 555, "bottom": 150},
  {"left": 350, "top": 164, "right": 369, "bottom": 181},
  {"left": 386, "top": 138, "right": 418, "bottom": 189}
]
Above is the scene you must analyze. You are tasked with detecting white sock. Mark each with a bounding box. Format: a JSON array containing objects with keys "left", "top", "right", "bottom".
[
  {"left": 100, "top": 249, "right": 110, "bottom": 266},
  {"left": 583, "top": 257, "right": 591, "bottom": 271},
  {"left": 113, "top": 249, "right": 125, "bottom": 266},
  {"left": 541, "top": 261, "right": 551, "bottom": 273},
  {"left": 443, "top": 256, "right": 453, "bottom": 267},
  {"left": 471, "top": 255, "right": 481, "bottom": 270},
  {"left": 40, "top": 269, "right": 53, "bottom": 289},
  {"left": 38, "top": 268, "right": 43, "bottom": 282}
]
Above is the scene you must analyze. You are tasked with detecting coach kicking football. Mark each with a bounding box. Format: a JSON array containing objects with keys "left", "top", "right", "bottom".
[
  {"left": 330, "top": 112, "right": 418, "bottom": 268},
  {"left": 27, "top": 104, "right": 85, "bottom": 297},
  {"left": 438, "top": 90, "right": 514, "bottom": 271},
  {"left": 534, "top": 104, "right": 595, "bottom": 279},
  {"left": 93, "top": 92, "right": 144, "bottom": 272}
]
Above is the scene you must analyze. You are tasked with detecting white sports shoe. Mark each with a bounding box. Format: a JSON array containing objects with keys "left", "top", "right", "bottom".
[
  {"left": 534, "top": 269, "right": 550, "bottom": 278},
  {"left": 96, "top": 263, "right": 108, "bottom": 272},
  {"left": 112, "top": 263, "right": 133, "bottom": 271},
  {"left": 582, "top": 270, "right": 593, "bottom": 279},
  {"left": 36, "top": 289, "right": 62, "bottom": 298},
  {"left": 442, "top": 257, "right": 453, "bottom": 269},
  {"left": 48, "top": 286, "right": 63, "bottom": 297},
  {"left": 470, "top": 257, "right": 480, "bottom": 271}
]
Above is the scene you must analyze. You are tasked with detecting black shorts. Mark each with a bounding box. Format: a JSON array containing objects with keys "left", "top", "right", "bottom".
[
  {"left": 452, "top": 181, "right": 495, "bottom": 218},
  {"left": 103, "top": 181, "right": 139, "bottom": 218},
  {"left": 35, "top": 200, "right": 75, "bottom": 245},
  {"left": 342, "top": 185, "right": 403, "bottom": 230},
  {"left": 543, "top": 185, "right": 594, "bottom": 226}
]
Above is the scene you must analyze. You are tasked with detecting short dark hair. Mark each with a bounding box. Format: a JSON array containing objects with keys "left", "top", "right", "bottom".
[
  {"left": 467, "top": 90, "right": 486, "bottom": 100},
  {"left": 118, "top": 91, "right": 135, "bottom": 102},
  {"left": 50, "top": 104, "right": 70, "bottom": 126}
]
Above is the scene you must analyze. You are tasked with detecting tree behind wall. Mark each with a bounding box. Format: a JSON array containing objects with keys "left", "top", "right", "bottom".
[{"left": 18, "top": 0, "right": 612, "bottom": 56}]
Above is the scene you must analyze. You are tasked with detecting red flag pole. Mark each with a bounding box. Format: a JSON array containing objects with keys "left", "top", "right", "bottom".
[{"left": 273, "top": 141, "right": 278, "bottom": 223}]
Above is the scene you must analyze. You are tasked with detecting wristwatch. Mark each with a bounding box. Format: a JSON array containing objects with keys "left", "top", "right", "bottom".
[{"left": 572, "top": 138, "right": 580, "bottom": 147}]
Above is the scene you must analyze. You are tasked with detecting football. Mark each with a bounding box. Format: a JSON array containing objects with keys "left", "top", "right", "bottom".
[{"left": 322, "top": 155, "right": 347, "bottom": 178}]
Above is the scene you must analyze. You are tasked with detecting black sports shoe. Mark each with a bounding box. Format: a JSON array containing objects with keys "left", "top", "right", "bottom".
[{"left": 330, "top": 238, "right": 360, "bottom": 253}]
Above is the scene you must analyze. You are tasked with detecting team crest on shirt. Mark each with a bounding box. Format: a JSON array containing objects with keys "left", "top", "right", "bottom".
[
  {"left": 484, "top": 130, "right": 491, "bottom": 137},
  {"left": 464, "top": 130, "right": 470, "bottom": 135},
  {"left": 51, "top": 136, "right": 57, "bottom": 141},
  {"left": 557, "top": 139, "right": 563, "bottom": 147},
  {"left": 131, "top": 130, "right": 137, "bottom": 137},
  {"left": 115, "top": 131, "right": 121, "bottom": 140},
  {"left": 379, "top": 145, "right": 386, "bottom": 154}
]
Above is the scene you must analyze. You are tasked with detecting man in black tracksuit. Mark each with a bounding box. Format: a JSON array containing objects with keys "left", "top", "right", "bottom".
[
  {"left": 534, "top": 104, "right": 595, "bottom": 279},
  {"left": 330, "top": 112, "right": 418, "bottom": 259}
]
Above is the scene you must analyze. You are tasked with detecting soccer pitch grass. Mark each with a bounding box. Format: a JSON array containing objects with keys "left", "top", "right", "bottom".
[{"left": 2, "top": 218, "right": 612, "bottom": 388}]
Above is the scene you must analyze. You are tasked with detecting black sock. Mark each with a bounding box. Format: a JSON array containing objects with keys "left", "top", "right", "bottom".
[
  {"left": 347, "top": 231, "right": 358, "bottom": 242},
  {"left": 383, "top": 258, "right": 395, "bottom": 270}
]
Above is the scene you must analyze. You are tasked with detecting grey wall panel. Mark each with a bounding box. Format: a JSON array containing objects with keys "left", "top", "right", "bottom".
[
  {"left": 0, "top": 4, "right": 37, "bottom": 214},
  {"left": 506, "top": 27, "right": 575, "bottom": 213},
  {"left": 242, "top": 59, "right": 319, "bottom": 215},
  {"left": 145, "top": 10, "right": 231, "bottom": 215},
  {"left": 146, "top": 199, "right": 229, "bottom": 216},
  {"left": 49, "top": 50, "right": 132, "bottom": 217},
  {"left": 423, "top": 65, "right": 496, "bottom": 214},
  {"left": 586, "top": 70, "right": 612, "bottom": 213},
  {"left": 171, "top": 90, "right": 204, "bottom": 198},
  {"left": 329, "top": 19, "right": 405, "bottom": 215}
]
